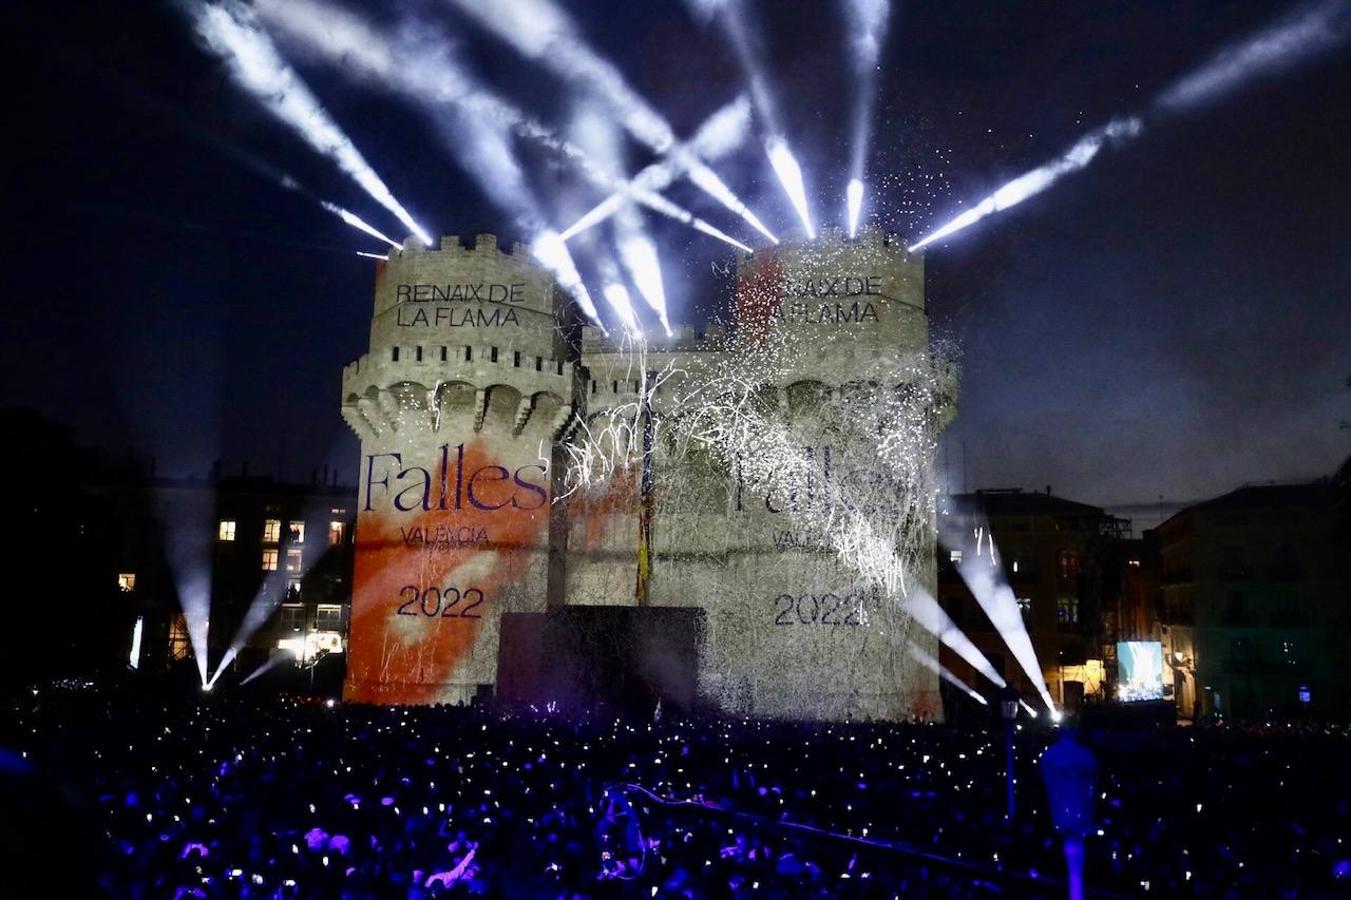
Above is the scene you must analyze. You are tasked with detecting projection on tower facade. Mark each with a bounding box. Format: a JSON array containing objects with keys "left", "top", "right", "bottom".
[{"left": 340, "top": 230, "right": 956, "bottom": 718}]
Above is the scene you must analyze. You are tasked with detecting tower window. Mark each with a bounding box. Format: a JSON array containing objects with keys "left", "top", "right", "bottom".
[
  {"left": 490, "top": 347, "right": 498, "bottom": 362},
  {"left": 513, "top": 351, "right": 521, "bottom": 367},
  {"left": 391, "top": 347, "right": 400, "bottom": 362},
  {"left": 535, "top": 356, "right": 542, "bottom": 371},
  {"left": 415, "top": 346, "right": 423, "bottom": 362},
  {"left": 465, "top": 346, "right": 473, "bottom": 361},
  {"left": 441, "top": 346, "right": 448, "bottom": 362}
]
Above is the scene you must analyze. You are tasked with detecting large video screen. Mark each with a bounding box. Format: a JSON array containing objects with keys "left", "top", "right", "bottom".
[{"left": 1117, "top": 641, "right": 1163, "bottom": 702}]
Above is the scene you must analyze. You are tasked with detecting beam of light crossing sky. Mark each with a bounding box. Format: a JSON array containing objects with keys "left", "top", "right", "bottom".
[
  {"left": 601, "top": 278, "right": 643, "bottom": 338},
  {"left": 189, "top": 0, "right": 431, "bottom": 245},
  {"left": 839, "top": 0, "right": 891, "bottom": 236},
  {"left": 239, "top": 654, "right": 290, "bottom": 686},
  {"left": 320, "top": 201, "right": 402, "bottom": 250},
  {"left": 684, "top": 0, "right": 814, "bottom": 237},
  {"left": 254, "top": 0, "right": 604, "bottom": 326},
  {"left": 901, "top": 590, "right": 1007, "bottom": 689},
  {"left": 561, "top": 97, "right": 758, "bottom": 249},
  {"left": 765, "top": 136, "right": 815, "bottom": 238},
  {"left": 532, "top": 230, "right": 604, "bottom": 328},
  {"left": 355, "top": 251, "right": 388, "bottom": 260},
  {"left": 950, "top": 525, "right": 1056, "bottom": 712},
  {"left": 617, "top": 236, "right": 671, "bottom": 334},
  {"left": 909, "top": 117, "right": 1142, "bottom": 252},
  {"left": 911, "top": 1, "right": 1350, "bottom": 253},
  {"left": 909, "top": 641, "right": 989, "bottom": 706},
  {"left": 445, "top": 0, "right": 775, "bottom": 242},
  {"left": 846, "top": 177, "right": 865, "bottom": 238},
  {"left": 257, "top": 0, "right": 744, "bottom": 255},
  {"left": 570, "top": 106, "right": 672, "bottom": 333},
  {"left": 1154, "top": 0, "right": 1351, "bottom": 114}
]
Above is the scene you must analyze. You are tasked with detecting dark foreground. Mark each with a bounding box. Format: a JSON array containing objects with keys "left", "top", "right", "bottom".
[{"left": 3, "top": 691, "right": 1350, "bottom": 898}]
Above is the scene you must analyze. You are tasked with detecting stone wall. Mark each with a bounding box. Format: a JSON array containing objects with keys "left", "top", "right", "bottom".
[{"left": 341, "top": 229, "right": 954, "bottom": 718}]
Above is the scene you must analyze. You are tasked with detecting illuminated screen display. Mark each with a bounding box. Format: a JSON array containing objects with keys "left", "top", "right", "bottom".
[{"left": 1116, "top": 641, "right": 1163, "bottom": 702}]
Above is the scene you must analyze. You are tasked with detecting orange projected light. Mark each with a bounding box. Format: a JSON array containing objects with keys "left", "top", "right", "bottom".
[{"left": 344, "top": 439, "right": 550, "bottom": 704}]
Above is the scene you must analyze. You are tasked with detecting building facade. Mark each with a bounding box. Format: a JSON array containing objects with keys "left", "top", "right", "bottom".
[
  {"left": 85, "top": 468, "right": 357, "bottom": 681},
  {"left": 937, "top": 489, "right": 1136, "bottom": 712},
  {"left": 338, "top": 229, "right": 955, "bottom": 719},
  {"left": 1157, "top": 481, "right": 1351, "bottom": 719}
]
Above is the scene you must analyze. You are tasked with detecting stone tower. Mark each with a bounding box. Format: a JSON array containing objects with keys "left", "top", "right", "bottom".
[
  {"left": 571, "top": 228, "right": 956, "bottom": 720},
  {"left": 339, "top": 234, "right": 578, "bottom": 705},
  {"left": 340, "top": 228, "right": 956, "bottom": 718}
]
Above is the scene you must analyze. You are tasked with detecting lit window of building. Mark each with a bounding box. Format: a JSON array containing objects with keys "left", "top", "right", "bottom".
[
  {"left": 279, "top": 603, "right": 305, "bottom": 632},
  {"left": 329, "top": 520, "right": 347, "bottom": 545},
  {"left": 1058, "top": 551, "right": 1082, "bottom": 580},
  {"left": 285, "top": 548, "right": 303, "bottom": 573},
  {"left": 1012, "top": 559, "right": 1020, "bottom": 574},
  {"left": 117, "top": 572, "right": 137, "bottom": 592},
  {"left": 288, "top": 521, "right": 305, "bottom": 543},
  {"left": 168, "top": 615, "right": 191, "bottom": 661},
  {"left": 1056, "top": 595, "right": 1079, "bottom": 625},
  {"left": 1017, "top": 596, "right": 1032, "bottom": 615},
  {"left": 1282, "top": 640, "right": 1298, "bottom": 664},
  {"left": 261, "top": 548, "right": 279, "bottom": 571},
  {"left": 948, "top": 549, "right": 962, "bottom": 564},
  {"left": 218, "top": 519, "right": 237, "bottom": 541},
  {"left": 315, "top": 604, "right": 344, "bottom": 632},
  {"left": 263, "top": 519, "right": 281, "bottom": 543},
  {"left": 286, "top": 578, "right": 302, "bottom": 599}
]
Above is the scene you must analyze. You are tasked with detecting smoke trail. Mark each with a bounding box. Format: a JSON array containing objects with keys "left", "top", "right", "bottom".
[
  {"left": 685, "top": 0, "right": 781, "bottom": 134},
  {"left": 684, "top": 0, "right": 815, "bottom": 237},
  {"left": 1155, "top": 0, "right": 1351, "bottom": 114},
  {"left": 600, "top": 275, "right": 644, "bottom": 337},
  {"left": 319, "top": 201, "right": 402, "bottom": 250},
  {"left": 839, "top": 0, "right": 891, "bottom": 236},
  {"left": 187, "top": 0, "right": 431, "bottom": 244},
  {"left": 902, "top": 590, "right": 1007, "bottom": 689},
  {"left": 532, "top": 230, "right": 604, "bottom": 326},
  {"left": 946, "top": 525, "right": 1056, "bottom": 712},
  {"left": 239, "top": 653, "right": 290, "bottom": 686},
  {"left": 256, "top": 0, "right": 734, "bottom": 251},
  {"left": 846, "top": 178, "right": 865, "bottom": 238},
  {"left": 569, "top": 106, "right": 672, "bottom": 333},
  {"left": 252, "top": 0, "right": 602, "bottom": 324},
  {"left": 445, "top": 0, "right": 775, "bottom": 242},
  {"left": 560, "top": 97, "right": 756, "bottom": 248},
  {"left": 911, "top": 1, "right": 1350, "bottom": 252},
  {"left": 909, "top": 641, "right": 989, "bottom": 705},
  {"left": 908, "top": 117, "right": 1142, "bottom": 251},
  {"left": 764, "top": 136, "right": 816, "bottom": 238}
]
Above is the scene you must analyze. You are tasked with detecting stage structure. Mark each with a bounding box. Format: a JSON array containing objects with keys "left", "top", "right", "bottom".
[{"left": 340, "top": 229, "right": 957, "bottom": 719}]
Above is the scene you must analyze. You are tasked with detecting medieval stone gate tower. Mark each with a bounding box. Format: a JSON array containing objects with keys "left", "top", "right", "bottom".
[{"left": 339, "top": 229, "right": 954, "bottom": 718}]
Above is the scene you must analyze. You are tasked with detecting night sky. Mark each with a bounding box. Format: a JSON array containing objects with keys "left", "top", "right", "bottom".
[{"left": 6, "top": 0, "right": 1349, "bottom": 522}]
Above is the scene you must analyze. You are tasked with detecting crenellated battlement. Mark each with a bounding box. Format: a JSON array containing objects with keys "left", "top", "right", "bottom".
[{"left": 394, "top": 232, "right": 534, "bottom": 260}]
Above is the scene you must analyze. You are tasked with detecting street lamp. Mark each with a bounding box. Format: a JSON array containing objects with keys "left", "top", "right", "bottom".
[{"left": 999, "top": 685, "right": 1020, "bottom": 819}]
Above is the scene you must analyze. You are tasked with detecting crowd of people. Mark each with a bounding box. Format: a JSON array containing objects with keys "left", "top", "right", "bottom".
[{"left": 4, "top": 687, "right": 1351, "bottom": 897}]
